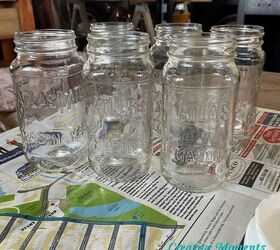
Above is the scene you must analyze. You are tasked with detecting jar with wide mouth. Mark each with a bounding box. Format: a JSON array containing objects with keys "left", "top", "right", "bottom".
[
  {"left": 83, "top": 31, "right": 153, "bottom": 182},
  {"left": 150, "top": 23, "right": 202, "bottom": 137},
  {"left": 161, "top": 33, "right": 239, "bottom": 192},
  {"left": 211, "top": 25, "right": 265, "bottom": 148},
  {"left": 10, "top": 29, "right": 87, "bottom": 173}
]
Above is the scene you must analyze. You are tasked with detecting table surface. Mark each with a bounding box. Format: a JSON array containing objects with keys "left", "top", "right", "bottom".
[{"left": 258, "top": 71, "right": 280, "bottom": 111}]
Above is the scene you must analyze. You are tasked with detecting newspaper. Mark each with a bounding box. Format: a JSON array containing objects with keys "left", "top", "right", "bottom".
[{"left": 0, "top": 108, "right": 279, "bottom": 249}]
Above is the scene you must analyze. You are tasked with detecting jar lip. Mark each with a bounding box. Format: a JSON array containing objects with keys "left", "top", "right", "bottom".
[
  {"left": 155, "top": 23, "right": 202, "bottom": 44},
  {"left": 90, "top": 22, "right": 134, "bottom": 32},
  {"left": 170, "top": 32, "right": 235, "bottom": 46},
  {"left": 87, "top": 31, "right": 149, "bottom": 56},
  {"left": 87, "top": 31, "right": 150, "bottom": 46},
  {"left": 168, "top": 32, "right": 236, "bottom": 61},
  {"left": 155, "top": 22, "right": 202, "bottom": 32},
  {"left": 211, "top": 25, "right": 264, "bottom": 38},
  {"left": 15, "top": 29, "right": 75, "bottom": 42},
  {"left": 14, "top": 29, "right": 76, "bottom": 53},
  {"left": 155, "top": 31, "right": 201, "bottom": 45}
]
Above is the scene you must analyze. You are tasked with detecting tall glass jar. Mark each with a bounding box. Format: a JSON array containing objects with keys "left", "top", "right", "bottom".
[
  {"left": 150, "top": 23, "right": 202, "bottom": 136},
  {"left": 161, "top": 33, "right": 239, "bottom": 192},
  {"left": 10, "top": 30, "right": 87, "bottom": 172},
  {"left": 211, "top": 25, "right": 265, "bottom": 148},
  {"left": 83, "top": 32, "right": 153, "bottom": 182}
]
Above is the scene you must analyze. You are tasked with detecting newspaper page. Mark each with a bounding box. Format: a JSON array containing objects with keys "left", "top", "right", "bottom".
[
  {"left": 0, "top": 108, "right": 279, "bottom": 249},
  {"left": 228, "top": 108, "right": 280, "bottom": 194}
]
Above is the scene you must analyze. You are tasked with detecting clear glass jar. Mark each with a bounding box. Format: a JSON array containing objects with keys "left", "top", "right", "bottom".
[
  {"left": 161, "top": 33, "right": 239, "bottom": 192},
  {"left": 150, "top": 23, "right": 202, "bottom": 136},
  {"left": 10, "top": 30, "right": 87, "bottom": 173},
  {"left": 211, "top": 25, "right": 265, "bottom": 148},
  {"left": 90, "top": 22, "right": 134, "bottom": 34},
  {"left": 83, "top": 31, "right": 153, "bottom": 182}
]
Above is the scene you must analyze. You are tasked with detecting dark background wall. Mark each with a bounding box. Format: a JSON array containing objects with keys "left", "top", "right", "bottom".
[{"left": 189, "top": 0, "right": 280, "bottom": 73}]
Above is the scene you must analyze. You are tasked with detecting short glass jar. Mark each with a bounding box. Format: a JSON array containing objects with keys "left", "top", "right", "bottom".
[
  {"left": 150, "top": 23, "right": 202, "bottom": 136},
  {"left": 211, "top": 25, "right": 265, "bottom": 148},
  {"left": 10, "top": 30, "right": 87, "bottom": 172},
  {"left": 161, "top": 33, "right": 239, "bottom": 192},
  {"left": 83, "top": 31, "right": 153, "bottom": 182}
]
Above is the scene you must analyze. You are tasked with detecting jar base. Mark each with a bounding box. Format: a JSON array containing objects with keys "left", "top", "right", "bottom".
[
  {"left": 89, "top": 157, "right": 150, "bottom": 182},
  {"left": 232, "top": 133, "right": 254, "bottom": 152},
  {"left": 24, "top": 143, "right": 88, "bottom": 173},
  {"left": 162, "top": 170, "right": 225, "bottom": 193},
  {"left": 25, "top": 155, "right": 85, "bottom": 173},
  {"left": 35, "top": 162, "right": 76, "bottom": 173}
]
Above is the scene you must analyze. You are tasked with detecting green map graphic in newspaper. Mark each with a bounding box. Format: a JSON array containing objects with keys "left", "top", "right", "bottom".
[{"left": 0, "top": 129, "right": 180, "bottom": 249}]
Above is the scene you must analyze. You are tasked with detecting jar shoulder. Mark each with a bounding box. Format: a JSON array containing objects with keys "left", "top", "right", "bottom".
[
  {"left": 164, "top": 58, "right": 239, "bottom": 74},
  {"left": 10, "top": 53, "right": 84, "bottom": 78},
  {"left": 83, "top": 55, "right": 154, "bottom": 82},
  {"left": 163, "top": 59, "right": 239, "bottom": 87}
]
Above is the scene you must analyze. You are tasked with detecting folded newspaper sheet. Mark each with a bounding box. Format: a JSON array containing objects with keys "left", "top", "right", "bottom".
[{"left": 0, "top": 108, "right": 278, "bottom": 249}]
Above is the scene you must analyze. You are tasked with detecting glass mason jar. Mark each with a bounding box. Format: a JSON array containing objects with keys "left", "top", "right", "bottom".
[
  {"left": 211, "top": 25, "right": 265, "bottom": 148},
  {"left": 149, "top": 23, "right": 202, "bottom": 137},
  {"left": 90, "top": 22, "right": 134, "bottom": 34},
  {"left": 161, "top": 33, "right": 239, "bottom": 192},
  {"left": 10, "top": 30, "right": 87, "bottom": 173},
  {"left": 83, "top": 32, "right": 153, "bottom": 182}
]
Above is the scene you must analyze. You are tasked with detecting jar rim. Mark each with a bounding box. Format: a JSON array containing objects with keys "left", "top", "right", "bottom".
[
  {"left": 14, "top": 29, "right": 76, "bottom": 53},
  {"left": 87, "top": 31, "right": 149, "bottom": 46},
  {"left": 171, "top": 32, "right": 235, "bottom": 46},
  {"left": 154, "top": 23, "right": 202, "bottom": 45},
  {"left": 90, "top": 22, "right": 134, "bottom": 32},
  {"left": 87, "top": 31, "right": 150, "bottom": 56},
  {"left": 211, "top": 25, "right": 264, "bottom": 38},
  {"left": 15, "top": 29, "right": 75, "bottom": 42},
  {"left": 155, "top": 22, "right": 202, "bottom": 31},
  {"left": 169, "top": 32, "right": 236, "bottom": 61}
]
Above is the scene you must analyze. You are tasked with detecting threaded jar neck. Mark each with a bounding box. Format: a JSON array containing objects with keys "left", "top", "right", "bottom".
[
  {"left": 155, "top": 23, "right": 202, "bottom": 45},
  {"left": 90, "top": 22, "right": 134, "bottom": 34},
  {"left": 14, "top": 29, "right": 76, "bottom": 54},
  {"left": 87, "top": 31, "right": 150, "bottom": 56},
  {"left": 211, "top": 25, "right": 264, "bottom": 48},
  {"left": 169, "top": 32, "right": 236, "bottom": 62}
]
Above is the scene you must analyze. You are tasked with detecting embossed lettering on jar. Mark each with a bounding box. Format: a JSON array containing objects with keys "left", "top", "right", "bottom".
[
  {"left": 84, "top": 32, "right": 153, "bottom": 182},
  {"left": 10, "top": 30, "right": 87, "bottom": 172},
  {"left": 161, "top": 33, "right": 239, "bottom": 192}
]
